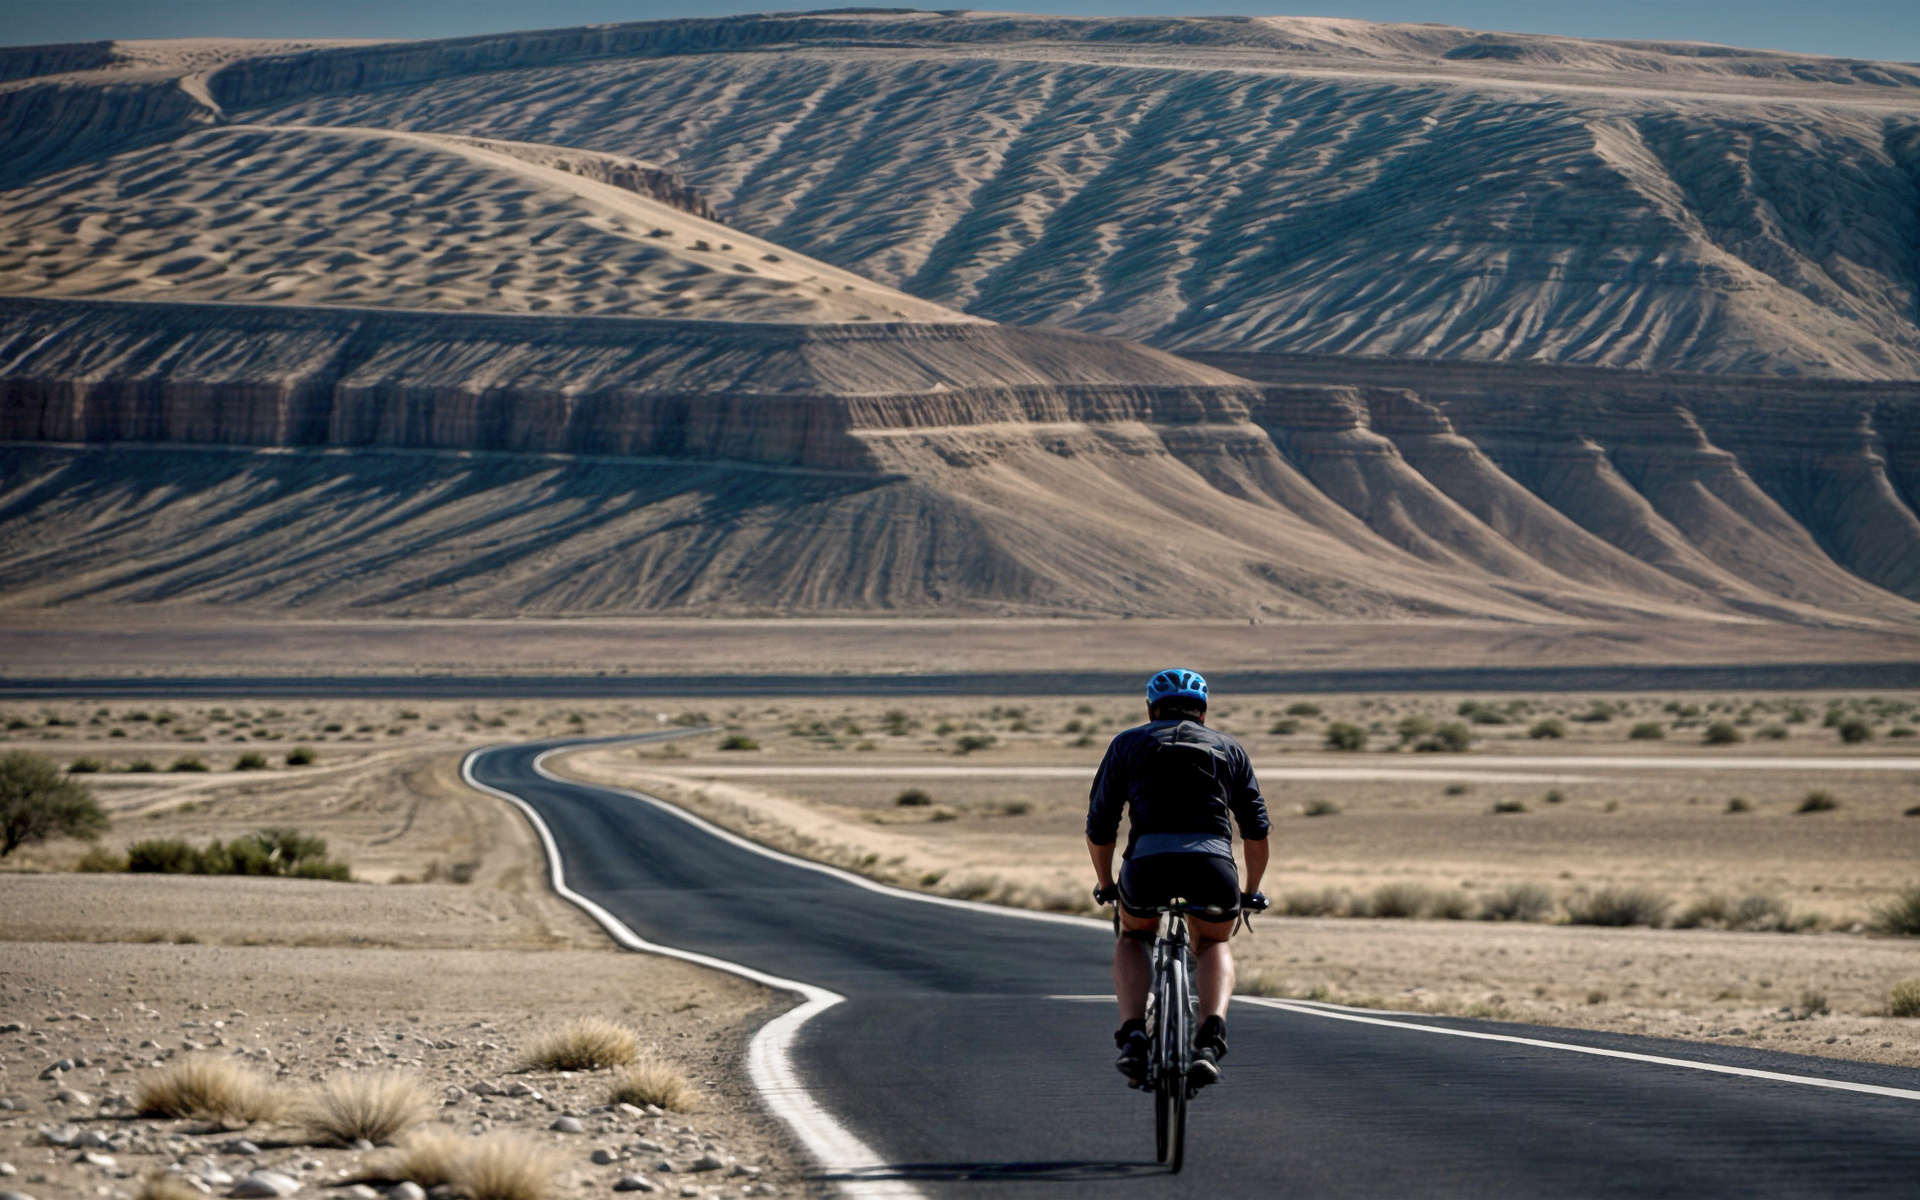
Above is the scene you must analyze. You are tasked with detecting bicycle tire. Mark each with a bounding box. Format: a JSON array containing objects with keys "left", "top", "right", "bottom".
[
  {"left": 1151, "top": 958, "right": 1171, "bottom": 1163},
  {"left": 1166, "top": 952, "right": 1190, "bottom": 1174}
]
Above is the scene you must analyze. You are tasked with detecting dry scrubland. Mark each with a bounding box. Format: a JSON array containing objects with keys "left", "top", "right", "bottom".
[
  {"left": 0, "top": 708, "right": 810, "bottom": 1200},
  {"left": 547, "top": 690, "right": 1920, "bottom": 1067}
]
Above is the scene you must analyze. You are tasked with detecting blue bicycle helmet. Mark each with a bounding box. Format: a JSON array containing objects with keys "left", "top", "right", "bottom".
[{"left": 1145, "top": 668, "right": 1208, "bottom": 705}]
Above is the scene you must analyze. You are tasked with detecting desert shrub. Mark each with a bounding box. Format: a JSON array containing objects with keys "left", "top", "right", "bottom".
[
  {"left": 524, "top": 1017, "right": 640, "bottom": 1071},
  {"left": 895, "top": 788, "right": 934, "bottom": 807},
  {"left": 1565, "top": 886, "right": 1672, "bottom": 928},
  {"left": 1726, "top": 796, "right": 1753, "bottom": 813},
  {"left": 1428, "top": 889, "right": 1474, "bottom": 920},
  {"left": 1268, "top": 718, "right": 1300, "bottom": 735},
  {"left": 1890, "top": 726, "right": 1917, "bottom": 738},
  {"left": 953, "top": 733, "right": 997, "bottom": 754},
  {"left": 168, "top": 756, "right": 208, "bottom": 772},
  {"left": 1528, "top": 719, "right": 1567, "bottom": 740},
  {"left": 1281, "top": 887, "right": 1353, "bottom": 917},
  {"left": 75, "top": 845, "right": 126, "bottom": 872},
  {"left": 66, "top": 756, "right": 104, "bottom": 774},
  {"left": 1573, "top": 702, "right": 1617, "bottom": 723},
  {"left": 1324, "top": 722, "right": 1367, "bottom": 752},
  {"left": 1793, "top": 990, "right": 1830, "bottom": 1019},
  {"left": 1702, "top": 722, "right": 1743, "bottom": 746},
  {"left": 1628, "top": 722, "right": 1665, "bottom": 740},
  {"left": 1415, "top": 723, "right": 1472, "bottom": 753},
  {"left": 1284, "top": 702, "right": 1322, "bottom": 717},
  {"left": 1906, "top": 805, "right": 1920, "bottom": 818},
  {"left": 1302, "top": 798, "right": 1341, "bottom": 817},
  {"left": 1443, "top": 783, "right": 1472, "bottom": 796},
  {"left": 1889, "top": 980, "right": 1920, "bottom": 1018},
  {"left": 1234, "top": 967, "right": 1291, "bottom": 997},
  {"left": 671, "top": 711, "right": 710, "bottom": 727},
  {"left": 1754, "top": 725, "right": 1788, "bottom": 740},
  {"left": 717, "top": 734, "right": 759, "bottom": 751},
  {"left": 1490, "top": 799, "right": 1528, "bottom": 814},
  {"left": 1872, "top": 884, "right": 1920, "bottom": 935},
  {"left": 285, "top": 746, "right": 315, "bottom": 766},
  {"left": 608, "top": 1058, "right": 697, "bottom": 1112},
  {"left": 127, "top": 838, "right": 199, "bottom": 873},
  {"left": 126, "top": 759, "right": 157, "bottom": 773},
  {"left": 1673, "top": 894, "right": 1728, "bottom": 928},
  {"left": 233, "top": 752, "right": 269, "bottom": 771},
  {"left": 136, "top": 1055, "right": 283, "bottom": 1122},
  {"left": 302, "top": 1071, "right": 431, "bottom": 1144},
  {"left": 1542, "top": 789, "right": 1565, "bottom": 805},
  {"left": 1837, "top": 719, "right": 1873, "bottom": 744},
  {"left": 0, "top": 750, "right": 108, "bottom": 857},
  {"left": 460, "top": 1132, "right": 564, "bottom": 1200},
  {"left": 1369, "top": 882, "right": 1433, "bottom": 918},
  {"left": 1478, "top": 882, "right": 1555, "bottom": 922},
  {"left": 1797, "top": 790, "right": 1839, "bottom": 814},
  {"left": 1396, "top": 715, "right": 1435, "bottom": 743},
  {"left": 881, "top": 710, "right": 918, "bottom": 736},
  {"left": 1675, "top": 893, "right": 1790, "bottom": 931},
  {"left": 1455, "top": 700, "right": 1506, "bottom": 725}
]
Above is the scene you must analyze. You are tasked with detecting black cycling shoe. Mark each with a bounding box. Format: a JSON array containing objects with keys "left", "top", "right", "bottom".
[
  {"left": 1114, "top": 1020, "right": 1149, "bottom": 1085},
  {"left": 1188, "top": 1016, "right": 1228, "bottom": 1089}
]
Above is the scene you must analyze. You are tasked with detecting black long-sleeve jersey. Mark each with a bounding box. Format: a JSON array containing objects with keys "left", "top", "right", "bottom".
[{"left": 1086, "top": 718, "right": 1270, "bottom": 860}]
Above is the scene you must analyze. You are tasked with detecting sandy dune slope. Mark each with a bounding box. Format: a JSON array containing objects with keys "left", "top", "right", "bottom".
[
  {"left": 0, "top": 122, "right": 970, "bottom": 323},
  {"left": 159, "top": 11, "right": 1920, "bottom": 377}
]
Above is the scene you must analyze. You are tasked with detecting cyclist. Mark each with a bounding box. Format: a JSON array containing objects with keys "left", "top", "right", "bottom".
[{"left": 1086, "top": 668, "right": 1270, "bottom": 1089}]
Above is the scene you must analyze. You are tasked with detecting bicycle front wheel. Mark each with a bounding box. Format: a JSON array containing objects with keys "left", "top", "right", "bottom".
[{"left": 1163, "top": 955, "right": 1190, "bottom": 1174}]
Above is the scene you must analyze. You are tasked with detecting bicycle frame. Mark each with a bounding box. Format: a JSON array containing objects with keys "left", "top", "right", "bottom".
[{"left": 1140, "top": 901, "right": 1211, "bottom": 1173}]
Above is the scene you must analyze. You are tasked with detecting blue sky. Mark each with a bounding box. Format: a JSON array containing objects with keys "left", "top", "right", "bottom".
[{"left": 0, "top": 1, "right": 1916, "bottom": 62}]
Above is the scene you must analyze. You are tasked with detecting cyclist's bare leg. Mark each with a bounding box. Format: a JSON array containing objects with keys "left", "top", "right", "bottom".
[
  {"left": 1188, "top": 915, "right": 1237, "bottom": 1020},
  {"left": 1114, "top": 908, "right": 1157, "bottom": 1021}
]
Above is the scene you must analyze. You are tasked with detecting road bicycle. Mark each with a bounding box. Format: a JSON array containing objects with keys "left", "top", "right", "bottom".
[{"left": 1133, "top": 899, "right": 1228, "bottom": 1174}]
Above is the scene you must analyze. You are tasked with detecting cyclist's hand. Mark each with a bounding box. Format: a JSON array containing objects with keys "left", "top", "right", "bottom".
[
  {"left": 1093, "top": 883, "right": 1121, "bottom": 906},
  {"left": 1240, "top": 890, "right": 1270, "bottom": 912}
]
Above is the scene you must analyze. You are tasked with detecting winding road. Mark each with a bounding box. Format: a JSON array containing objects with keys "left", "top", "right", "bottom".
[{"left": 467, "top": 734, "right": 1920, "bottom": 1199}]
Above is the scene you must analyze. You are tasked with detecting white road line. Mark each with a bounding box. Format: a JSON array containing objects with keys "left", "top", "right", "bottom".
[
  {"left": 1238, "top": 997, "right": 1920, "bottom": 1103},
  {"left": 461, "top": 746, "right": 928, "bottom": 1199}
]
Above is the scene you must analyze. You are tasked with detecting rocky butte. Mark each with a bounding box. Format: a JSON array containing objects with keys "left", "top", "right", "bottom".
[{"left": 0, "top": 12, "right": 1916, "bottom": 622}]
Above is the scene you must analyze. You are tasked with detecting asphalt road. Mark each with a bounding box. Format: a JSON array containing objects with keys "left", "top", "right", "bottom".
[
  {"left": 471, "top": 737, "right": 1920, "bottom": 1198},
  {"left": 7, "top": 659, "right": 1920, "bottom": 699}
]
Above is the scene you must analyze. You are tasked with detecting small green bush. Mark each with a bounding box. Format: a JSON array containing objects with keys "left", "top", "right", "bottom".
[
  {"left": 1268, "top": 718, "right": 1300, "bottom": 735},
  {"left": 127, "top": 759, "right": 157, "bottom": 773},
  {"left": 1872, "top": 884, "right": 1920, "bottom": 936},
  {"left": 1396, "top": 715, "right": 1435, "bottom": 743},
  {"left": 1528, "top": 719, "right": 1567, "bottom": 740},
  {"left": 1542, "top": 789, "right": 1565, "bottom": 805},
  {"left": 1702, "top": 722, "right": 1743, "bottom": 745},
  {"left": 1284, "top": 702, "right": 1322, "bottom": 717},
  {"left": 1890, "top": 726, "right": 1917, "bottom": 738},
  {"left": 285, "top": 747, "right": 314, "bottom": 766},
  {"left": 233, "top": 752, "right": 269, "bottom": 771},
  {"left": 1324, "top": 722, "right": 1367, "bottom": 752},
  {"left": 1890, "top": 980, "right": 1920, "bottom": 1018},
  {"left": 1369, "top": 882, "right": 1433, "bottom": 919},
  {"left": 127, "top": 838, "right": 199, "bottom": 873},
  {"left": 1629, "top": 722, "right": 1665, "bottom": 740},
  {"left": 1573, "top": 703, "right": 1617, "bottom": 724},
  {"left": 1904, "top": 804, "right": 1920, "bottom": 817},
  {"left": 895, "top": 789, "right": 934, "bottom": 807},
  {"left": 671, "top": 712, "right": 710, "bottom": 727},
  {"left": 1457, "top": 700, "right": 1508, "bottom": 726},
  {"left": 168, "top": 756, "right": 208, "bottom": 773},
  {"left": 1837, "top": 719, "right": 1873, "bottom": 744},
  {"left": 1755, "top": 725, "right": 1788, "bottom": 740},
  {"left": 717, "top": 734, "right": 759, "bottom": 751},
  {"left": 66, "top": 757, "right": 104, "bottom": 774},
  {"left": 1566, "top": 886, "right": 1672, "bottom": 927},
  {"left": 1490, "top": 799, "right": 1528, "bottom": 814},
  {"left": 1726, "top": 796, "right": 1752, "bottom": 813},
  {"left": 128, "top": 828, "right": 350, "bottom": 880},
  {"left": 1797, "top": 790, "right": 1839, "bottom": 814},
  {"left": 881, "top": 710, "right": 918, "bottom": 736},
  {"left": 1416, "top": 723, "right": 1472, "bottom": 753},
  {"left": 75, "top": 845, "right": 125, "bottom": 873},
  {"left": 1302, "top": 798, "right": 1341, "bottom": 817},
  {"left": 953, "top": 734, "right": 997, "bottom": 755}
]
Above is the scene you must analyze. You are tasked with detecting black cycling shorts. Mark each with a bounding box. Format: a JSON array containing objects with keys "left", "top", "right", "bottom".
[{"left": 1118, "top": 852, "right": 1240, "bottom": 920}]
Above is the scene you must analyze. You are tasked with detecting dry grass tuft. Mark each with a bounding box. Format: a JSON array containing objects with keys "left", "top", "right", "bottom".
[
  {"left": 461, "top": 1132, "right": 563, "bottom": 1200},
  {"left": 524, "top": 1016, "right": 642, "bottom": 1071},
  {"left": 1890, "top": 980, "right": 1920, "bottom": 1019},
  {"left": 137, "top": 1171, "right": 208, "bottom": 1200},
  {"left": 135, "top": 1055, "right": 284, "bottom": 1123},
  {"left": 302, "top": 1071, "right": 432, "bottom": 1145},
  {"left": 608, "top": 1057, "right": 698, "bottom": 1112},
  {"left": 367, "top": 1127, "right": 467, "bottom": 1187}
]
